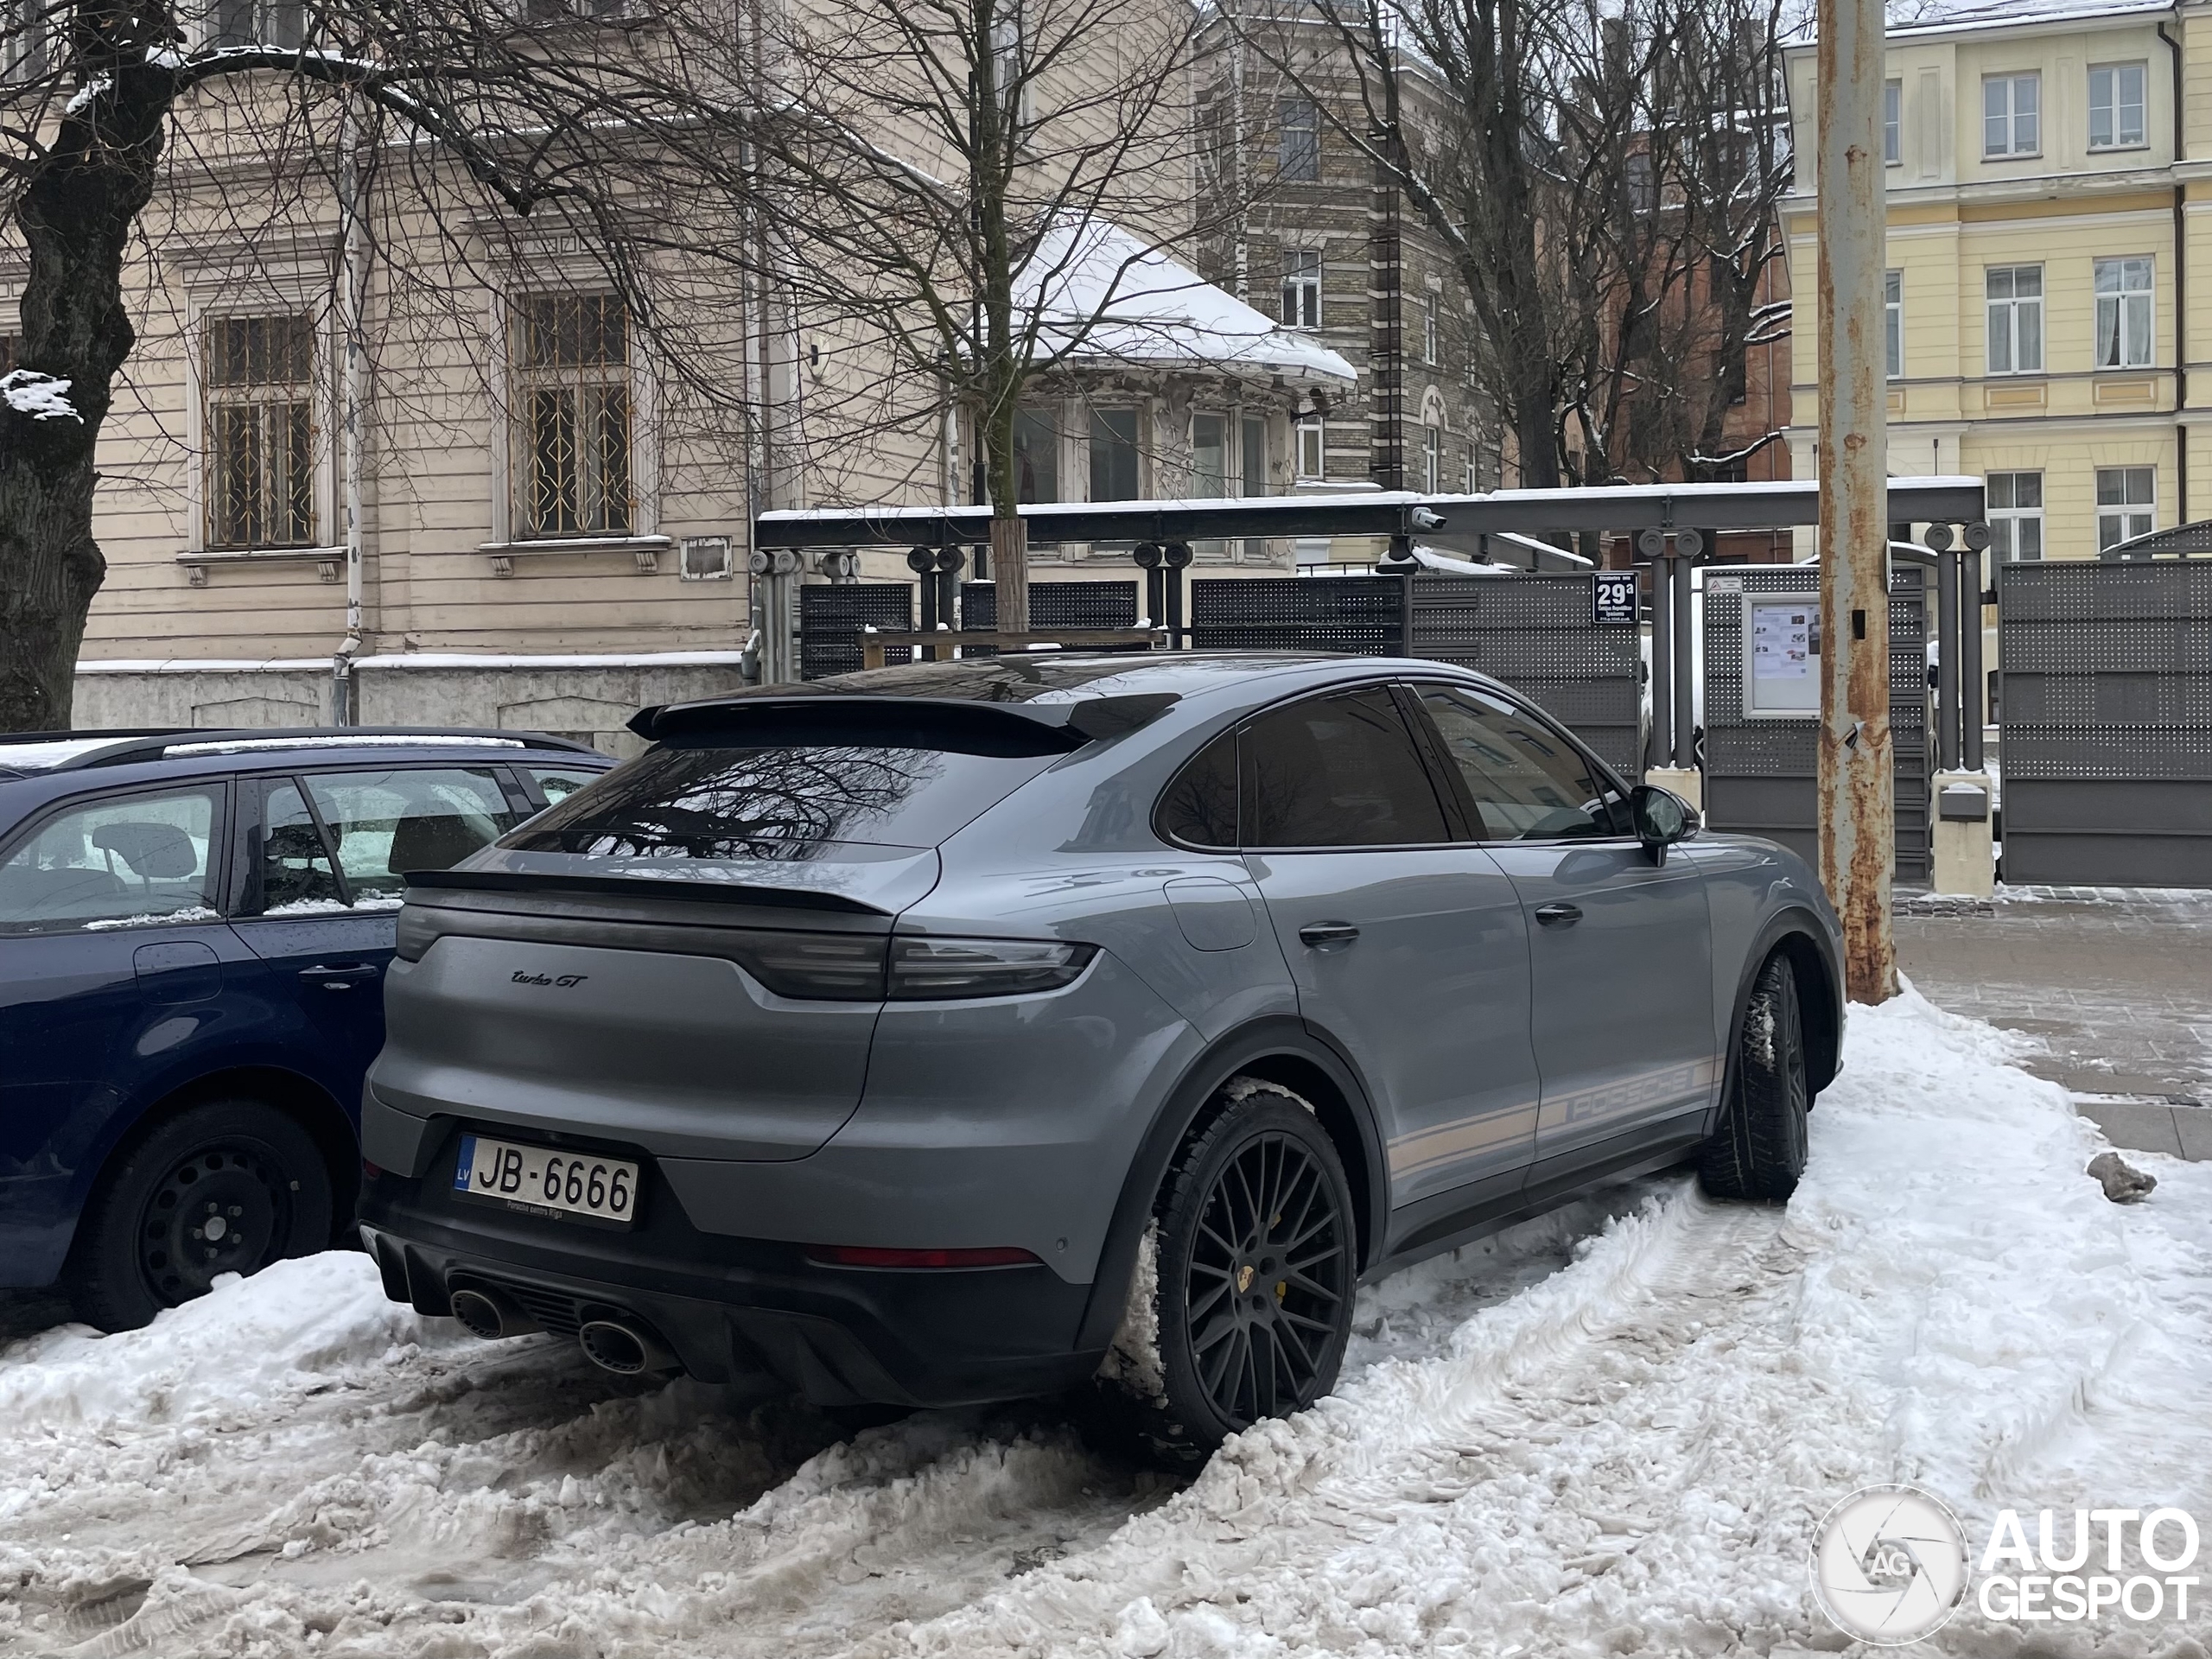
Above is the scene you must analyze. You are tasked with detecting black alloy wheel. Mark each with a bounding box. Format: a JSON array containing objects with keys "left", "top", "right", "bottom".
[
  {"left": 1108, "top": 1089, "right": 1357, "bottom": 1463},
  {"left": 64, "top": 1099, "right": 335, "bottom": 1332},
  {"left": 1184, "top": 1128, "right": 1348, "bottom": 1424},
  {"left": 1699, "top": 950, "right": 1812, "bottom": 1202}
]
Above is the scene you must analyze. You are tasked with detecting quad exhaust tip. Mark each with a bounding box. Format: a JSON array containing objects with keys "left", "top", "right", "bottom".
[
  {"left": 578, "top": 1317, "right": 677, "bottom": 1376},
  {"left": 448, "top": 1285, "right": 542, "bottom": 1342}
]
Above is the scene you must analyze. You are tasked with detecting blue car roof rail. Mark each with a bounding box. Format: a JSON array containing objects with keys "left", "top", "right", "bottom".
[{"left": 29, "top": 728, "right": 602, "bottom": 772}]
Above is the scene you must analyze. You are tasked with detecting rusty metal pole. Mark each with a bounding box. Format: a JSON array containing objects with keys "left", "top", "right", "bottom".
[{"left": 1816, "top": 0, "right": 1897, "bottom": 1002}]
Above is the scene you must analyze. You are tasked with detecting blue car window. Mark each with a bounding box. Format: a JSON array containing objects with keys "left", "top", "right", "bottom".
[
  {"left": 259, "top": 769, "right": 515, "bottom": 914},
  {"left": 0, "top": 786, "right": 221, "bottom": 933},
  {"left": 1240, "top": 688, "right": 1450, "bottom": 849},
  {"left": 1416, "top": 686, "right": 1628, "bottom": 842}
]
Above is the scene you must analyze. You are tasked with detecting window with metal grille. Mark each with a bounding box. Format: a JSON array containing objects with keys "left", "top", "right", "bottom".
[
  {"left": 2089, "top": 62, "right": 2146, "bottom": 149},
  {"left": 1281, "top": 250, "right": 1321, "bottom": 330},
  {"left": 2094, "top": 256, "right": 2152, "bottom": 368},
  {"left": 513, "top": 294, "right": 633, "bottom": 537},
  {"left": 2095, "top": 466, "right": 2154, "bottom": 551},
  {"left": 205, "top": 315, "right": 316, "bottom": 550},
  {"left": 1986, "top": 471, "right": 2043, "bottom": 561}
]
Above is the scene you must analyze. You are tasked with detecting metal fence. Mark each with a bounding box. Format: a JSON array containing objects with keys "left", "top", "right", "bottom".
[
  {"left": 1185, "top": 573, "right": 1644, "bottom": 776},
  {"left": 798, "top": 583, "right": 914, "bottom": 679},
  {"left": 1702, "top": 566, "right": 1931, "bottom": 883},
  {"left": 1998, "top": 560, "right": 2212, "bottom": 887}
]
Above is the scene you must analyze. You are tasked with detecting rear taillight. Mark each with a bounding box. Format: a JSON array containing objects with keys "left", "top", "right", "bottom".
[
  {"left": 886, "top": 937, "right": 1096, "bottom": 999},
  {"left": 728, "top": 931, "right": 887, "bottom": 999},
  {"left": 804, "top": 1244, "right": 1040, "bottom": 1269}
]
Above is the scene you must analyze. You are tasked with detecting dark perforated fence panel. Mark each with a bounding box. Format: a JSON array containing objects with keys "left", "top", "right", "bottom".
[
  {"left": 1998, "top": 561, "right": 2212, "bottom": 887},
  {"left": 1408, "top": 575, "right": 1643, "bottom": 779},
  {"left": 1189, "top": 575, "right": 1405, "bottom": 655},
  {"left": 961, "top": 580, "right": 1141, "bottom": 634},
  {"left": 1703, "top": 567, "right": 1930, "bottom": 882},
  {"left": 799, "top": 583, "right": 912, "bottom": 679}
]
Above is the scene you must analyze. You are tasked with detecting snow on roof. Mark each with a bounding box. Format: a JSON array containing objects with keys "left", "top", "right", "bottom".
[
  {"left": 1788, "top": 0, "right": 2172, "bottom": 45},
  {"left": 1021, "top": 218, "right": 1357, "bottom": 386},
  {"left": 0, "top": 736, "right": 118, "bottom": 771},
  {"left": 161, "top": 734, "right": 528, "bottom": 757}
]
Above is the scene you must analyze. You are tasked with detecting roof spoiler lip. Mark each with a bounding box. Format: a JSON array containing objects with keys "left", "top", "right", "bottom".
[
  {"left": 627, "top": 690, "right": 1181, "bottom": 744},
  {"left": 403, "top": 867, "right": 889, "bottom": 916}
]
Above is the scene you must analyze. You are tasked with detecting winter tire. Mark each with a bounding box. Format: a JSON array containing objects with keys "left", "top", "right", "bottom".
[
  {"left": 1698, "top": 950, "right": 1811, "bottom": 1203},
  {"left": 1101, "top": 1087, "right": 1356, "bottom": 1465},
  {"left": 63, "top": 1098, "right": 335, "bottom": 1332}
]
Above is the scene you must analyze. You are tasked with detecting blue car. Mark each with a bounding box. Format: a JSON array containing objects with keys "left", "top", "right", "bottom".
[{"left": 0, "top": 728, "right": 613, "bottom": 1330}]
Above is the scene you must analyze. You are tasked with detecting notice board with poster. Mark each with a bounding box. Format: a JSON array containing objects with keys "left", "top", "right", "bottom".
[{"left": 1743, "top": 595, "right": 1821, "bottom": 716}]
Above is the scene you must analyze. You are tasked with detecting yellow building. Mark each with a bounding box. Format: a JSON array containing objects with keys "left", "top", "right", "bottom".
[{"left": 1783, "top": 0, "right": 2210, "bottom": 561}]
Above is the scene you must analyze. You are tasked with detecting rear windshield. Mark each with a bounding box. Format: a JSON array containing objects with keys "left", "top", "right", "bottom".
[{"left": 502, "top": 737, "right": 1058, "bottom": 858}]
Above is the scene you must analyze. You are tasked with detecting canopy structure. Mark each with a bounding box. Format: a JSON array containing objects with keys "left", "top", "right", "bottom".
[
  {"left": 756, "top": 477, "right": 1991, "bottom": 553},
  {"left": 1020, "top": 217, "right": 1356, "bottom": 387}
]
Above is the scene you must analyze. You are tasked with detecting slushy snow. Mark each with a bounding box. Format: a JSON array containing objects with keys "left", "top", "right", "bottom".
[{"left": 1, "top": 988, "right": 2207, "bottom": 1656}]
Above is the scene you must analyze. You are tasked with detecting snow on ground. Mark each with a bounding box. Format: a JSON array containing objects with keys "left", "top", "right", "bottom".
[{"left": 2, "top": 991, "right": 2208, "bottom": 1657}]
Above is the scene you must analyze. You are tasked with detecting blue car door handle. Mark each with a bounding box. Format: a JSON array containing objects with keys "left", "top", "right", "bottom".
[
  {"left": 1298, "top": 920, "right": 1361, "bottom": 948},
  {"left": 1534, "top": 903, "right": 1583, "bottom": 928},
  {"left": 301, "top": 962, "right": 381, "bottom": 989}
]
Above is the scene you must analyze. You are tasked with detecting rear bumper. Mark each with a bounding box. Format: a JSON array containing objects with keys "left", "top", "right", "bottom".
[{"left": 357, "top": 1135, "right": 1103, "bottom": 1408}]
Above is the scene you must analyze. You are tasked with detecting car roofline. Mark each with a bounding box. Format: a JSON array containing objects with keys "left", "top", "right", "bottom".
[{"left": 26, "top": 728, "right": 601, "bottom": 773}]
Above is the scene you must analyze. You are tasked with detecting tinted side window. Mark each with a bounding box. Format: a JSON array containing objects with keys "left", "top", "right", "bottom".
[
  {"left": 0, "top": 786, "right": 222, "bottom": 933},
  {"left": 1156, "top": 729, "right": 1238, "bottom": 849},
  {"left": 1415, "top": 685, "right": 1628, "bottom": 841},
  {"left": 528, "top": 765, "right": 601, "bottom": 805},
  {"left": 1242, "top": 688, "right": 1450, "bottom": 848}
]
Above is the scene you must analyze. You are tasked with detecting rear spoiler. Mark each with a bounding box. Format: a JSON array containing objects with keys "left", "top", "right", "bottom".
[
  {"left": 628, "top": 692, "right": 1180, "bottom": 748},
  {"left": 404, "top": 868, "right": 887, "bottom": 916}
]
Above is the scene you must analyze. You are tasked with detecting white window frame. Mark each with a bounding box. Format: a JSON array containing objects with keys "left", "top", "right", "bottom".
[
  {"left": 1281, "top": 249, "right": 1321, "bottom": 331},
  {"left": 1422, "top": 294, "right": 1439, "bottom": 365},
  {"left": 1885, "top": 269, "right": 1902, "bottom": 380},
  {"left": 1986, "top": 471, "right": 2043, "bottom": 562},
  {"left": 1295, "top": 417, "right": 1325, "bottom": 480},
  {"left": 2095, "top": 466, "right": 2155, "bottom": 551},
  {"left": 1986, "top": 264, "right": 2044, "bottom": 376},
  {"left": 2094, "top": 256, "right": 2154, "bottom": 369},
  {"left": 1884, "top": 79, "right": 1902, "bottom": 166},
  {"left": 2088, "top": 61, "right": 2147, "bottom": 151},
  {"left": 1421, "top": 425, "right": 1440, "bottom": 493},
  {"left": 1983, "top": 73, "right": 2040, "bottom": 158}
]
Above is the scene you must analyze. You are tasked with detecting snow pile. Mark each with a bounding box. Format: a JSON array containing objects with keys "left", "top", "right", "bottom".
[
  {"left": 0, "top": 1256, "right": 441, "bottom": 1440},
  {"left": 0, "top": 369, "right": 80, "bottom": 423},
  {"left": 888, "top": 988, "right": 2212, "bottom": 1656},
  {"left": 0, "top": 990, "right": 2205, "bottom": 1657}
]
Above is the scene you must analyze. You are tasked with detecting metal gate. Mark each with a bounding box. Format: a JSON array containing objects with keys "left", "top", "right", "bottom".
[
  {"left": 1998, "top": 560, "right": 2212, "bottom": 887},
  {"left": 1702, "top": 566, "right": 1930, "bottom": 882},
  {"left": 1188, "top": 573, "right": 1643, "bottom": 778}
]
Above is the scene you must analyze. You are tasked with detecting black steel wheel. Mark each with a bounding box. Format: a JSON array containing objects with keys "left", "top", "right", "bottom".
[
  {"left": 64, "top": 1099, "right": 334, "bottom": 1332},
  {"left": 1698, "top": 950, "right": 1811, "bottom": 1202},
  {"left": 1102, "top": 1087, "right": 1356, "bottom": 1464}
]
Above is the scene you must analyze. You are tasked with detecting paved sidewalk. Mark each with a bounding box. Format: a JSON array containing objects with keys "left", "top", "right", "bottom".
[{"left": 1897, "top": 886, "right": 2212, "bottom": 1160}]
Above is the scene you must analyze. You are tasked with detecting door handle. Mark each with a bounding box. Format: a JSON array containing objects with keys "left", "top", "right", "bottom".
[
  {"left": 301, "top": 962, "right": 381, "bottom": 989},
  {"left": 1298, "top": 921, "right": 1361, "bottom": 948},
  {"left": 1534, "top": 903, "right": 1583, "bottom": 928}
]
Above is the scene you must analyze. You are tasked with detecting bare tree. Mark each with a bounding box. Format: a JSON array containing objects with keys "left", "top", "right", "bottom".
[
  {"left": 1230, "top": 0, "right": 1790, "bottom": 491},
  {"left": 750, "top": 0, "right": 1207, "bottom": 631}
]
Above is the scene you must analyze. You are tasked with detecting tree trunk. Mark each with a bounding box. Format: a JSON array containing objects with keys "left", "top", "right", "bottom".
[{"left": 0, "top": 64, "right": 170, "bottom": 733}]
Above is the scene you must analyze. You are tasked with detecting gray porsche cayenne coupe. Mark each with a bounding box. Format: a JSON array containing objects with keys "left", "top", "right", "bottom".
[{"left": 358, "top": 652, "right": 1842, "bottom": 1458}]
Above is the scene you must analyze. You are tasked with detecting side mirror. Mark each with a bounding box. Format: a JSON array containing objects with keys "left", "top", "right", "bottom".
[{"left": 1630, "top": 784, "right": 1696, "bottom": 863}]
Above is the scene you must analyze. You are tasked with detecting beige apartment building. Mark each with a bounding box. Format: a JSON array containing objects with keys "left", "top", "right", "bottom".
[
  {"left": 47, "top": 8, "right": 1350, "bottom": 747},
  {"left": 1784, "top": 0, "right": 2212, "bottom": 563}
]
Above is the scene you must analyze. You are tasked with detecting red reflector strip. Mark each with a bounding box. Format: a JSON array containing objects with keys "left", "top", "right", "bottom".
[{"left": 805, "top": 1244, "right": 1040, "bottom": 1269}]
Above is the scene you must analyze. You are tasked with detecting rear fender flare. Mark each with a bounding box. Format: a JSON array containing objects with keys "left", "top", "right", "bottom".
[{"left": 1072, "top": 1016, "right": 1387, "bottom": 1353}]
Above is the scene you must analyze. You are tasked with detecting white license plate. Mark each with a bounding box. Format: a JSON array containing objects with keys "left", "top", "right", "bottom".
[{"left": 453, "top": 1134, "right": 639, "bottom": 1226}]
